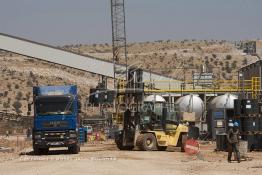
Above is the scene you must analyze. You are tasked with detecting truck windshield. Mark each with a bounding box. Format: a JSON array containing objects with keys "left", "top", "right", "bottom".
[{"left": 36, "top": 96, "right": 74, "bottom": 115}]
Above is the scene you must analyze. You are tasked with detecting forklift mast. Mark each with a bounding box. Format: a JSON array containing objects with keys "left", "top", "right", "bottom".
[{"left": 121, "top": 68, "right": 144, "bottom": 146}]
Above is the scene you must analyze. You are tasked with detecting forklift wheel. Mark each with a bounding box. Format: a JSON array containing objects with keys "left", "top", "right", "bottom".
[
  {"left": 117, "top": 145, "right": 134, "bottom": 150},
  {"left": 115, "top": 134, "right": 134, "bottom": 150},
  {"left": 181, "top": 134, "right": 188, "bottom": 152},
  {"left": 157, "top": 146, "right": 167, "bottom": 151},
  {"left": 137, "top": 133, "right": 157, "bottom": 151}
]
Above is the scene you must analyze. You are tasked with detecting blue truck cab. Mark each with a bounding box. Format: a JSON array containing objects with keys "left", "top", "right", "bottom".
[{"left": 32, "top": 85, "right": 81, "bottom": 154}]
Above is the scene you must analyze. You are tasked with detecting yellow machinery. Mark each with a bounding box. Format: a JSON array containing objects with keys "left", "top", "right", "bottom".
[
  {"left": 135, "top": 124, "right": 188, "bottom": 151},
  {"left": 110, "top": 0, "right": 189, "bottom": 151},
  {"left": 114, "top": 75, "right": 261, "bottom": 151},
  {"left": 115, "top": 103, "right": 189, "bottom": 151},
  {"left": 114, "top": 69, "right": 189, "bottom": 151}
]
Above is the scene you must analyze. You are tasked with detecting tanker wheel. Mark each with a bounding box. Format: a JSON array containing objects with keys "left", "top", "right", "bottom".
[{"left": 137, "top": 133, "right": 157, "bottom": 151}]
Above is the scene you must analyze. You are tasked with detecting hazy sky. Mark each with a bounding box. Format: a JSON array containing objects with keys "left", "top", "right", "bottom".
[{"left": 0, "top": 0, "right": 261, "bottom": 45}]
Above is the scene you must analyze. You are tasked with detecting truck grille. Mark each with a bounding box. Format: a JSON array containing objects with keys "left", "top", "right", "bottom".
[
  {"left": 42, "top": 121, "right": 69, "bottom": 128},
  {"left": 44, "top": 132, "right": 67, "bottom": 141}
]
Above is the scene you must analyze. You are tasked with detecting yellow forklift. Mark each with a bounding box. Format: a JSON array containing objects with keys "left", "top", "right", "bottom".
[{"left": 114, "top": 68, "right": 189, "bottom": 151}]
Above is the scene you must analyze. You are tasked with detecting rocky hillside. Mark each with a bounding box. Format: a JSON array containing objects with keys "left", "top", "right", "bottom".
[
  {"left": 0, "top": 52, "right": 106, "bottom": 116},
  {"left": 0, "top": 40, "right": 259, "bottom": 116},
  {"left": 62, "top": 40, "right": 258, "bottom": 81}
]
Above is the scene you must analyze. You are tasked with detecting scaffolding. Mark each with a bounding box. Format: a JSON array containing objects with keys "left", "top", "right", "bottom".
[{"left": 251, "top": 77, "right": 261, "bottom": 99}]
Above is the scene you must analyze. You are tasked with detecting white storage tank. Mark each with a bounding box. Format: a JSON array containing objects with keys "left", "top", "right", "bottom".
[
  {"left": 144, "top": 95, "right": 166, "bottom": 117},
  {"left": 144, "top": 95, "right": 166, "bottom": 103},
  {"left": 207, "top": 93, "right": 238, "bottom": 139},
  {"left": 175, "top": 94, "right": 204, "bottom": 122},
  {"left": 208, "top": 93, "right": 237, "bottom": 110}
]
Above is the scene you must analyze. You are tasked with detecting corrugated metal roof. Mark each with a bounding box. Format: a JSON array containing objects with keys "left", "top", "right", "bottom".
[{"left": 0, "top": 33, "right": 180, "bottom": 89}]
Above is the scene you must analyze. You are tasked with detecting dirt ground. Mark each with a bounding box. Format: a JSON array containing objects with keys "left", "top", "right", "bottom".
[{"left": 0, "top": 138, "right": 262, "bottom": 175}]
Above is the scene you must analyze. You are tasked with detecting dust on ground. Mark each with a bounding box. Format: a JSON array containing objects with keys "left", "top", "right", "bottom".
[{"left": 1, "top": 138, "right": 262, "bottom": 175}]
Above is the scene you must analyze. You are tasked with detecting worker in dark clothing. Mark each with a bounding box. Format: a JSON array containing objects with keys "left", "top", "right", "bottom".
[
  {"left": 227, "top": 122, "right": 241, "bottom": 163},
  {"left": 26, "top": 128, "right": 31, "bottom": 138}
]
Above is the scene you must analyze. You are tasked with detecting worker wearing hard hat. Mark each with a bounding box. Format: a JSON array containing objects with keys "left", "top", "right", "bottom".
[{"left": 227, "top": 122, "right": 240, "bottom": 163}]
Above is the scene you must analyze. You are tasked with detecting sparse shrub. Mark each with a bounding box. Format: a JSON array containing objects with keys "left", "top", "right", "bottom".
[
  {"left": 226, "top": 67, "right": 232, "bottom": 73},
  {"left": 28, "top": 59, "right": 35, "bottom": 63},
  {"left": 16, "top": 91, "right": 23, "bottom": 100},
  {"left": 222, "top": 72, "right": 226, "bottom": 79},
  {"left": 7, "top": 83, "right": 11, "bottom": 90},
  {"left": 173, "top": 53, "right": 177, "bottom": 59},
  {"left": 15, "top": 84, "right": 19, "bottom": 89},
  {"left": 231, "top": 61, "right": 237, "bottom": 69},
  {"left": 189, "top": 56, "right": 194, "bottom": 62},
  {"left": 242, "top": 59, "right": 248, "bottom": 65},
  {"left": 226, "top": 55, "right": 232, "bottom": 60},
  {"left": 12, "top": 101, "right": 22, "bottom": 114},
  {"left": 27, "top": 79, "right": 33, "bottom": 86},
  {"left": 4, "top": 91, "right": 8, "bottom": 97},
  {"left": 3, "top": 102, "right": 10, "bottom": 108}
]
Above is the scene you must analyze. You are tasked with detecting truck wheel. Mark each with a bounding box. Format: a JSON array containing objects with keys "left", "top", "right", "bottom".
[
  {"left": 33, "top": 146, "right": 40, "bottom": 155},
  {"left": 138, "top": 133, "right": 157, "bottom": 151},
  {"left": 181, "top": 134, "right": 187, "bottom": 152},
  {"left": 69, "top": 145, "right": 80, "bottom": 154},
  {"left": 41, "top": 148, "right": 49, "bottom": 155},
  {"left": 115, "top": 133, "right": 134, "bottom": 150},
  {"left": 33, "top": 147, "right": 48, "bottom": 155},
  {"left": 157, "top": 146, "right": 167, "bottom": 151}
]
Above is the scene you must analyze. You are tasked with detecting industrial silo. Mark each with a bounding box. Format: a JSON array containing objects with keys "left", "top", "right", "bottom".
[
  {"left": 207, "top": 93, "right": 238, "bottom": 140},
  {"left": 174, "top": 94, "right": 204, "bottom": 139},
  {"left": 144, "top": 95, "right": 166, "bottom": 103},
  {"left": 144, "top": 95, "right": 166, "bottom": 117},
  {"left": 175, "top": 94, "right": 204, "bottom": 122}
]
